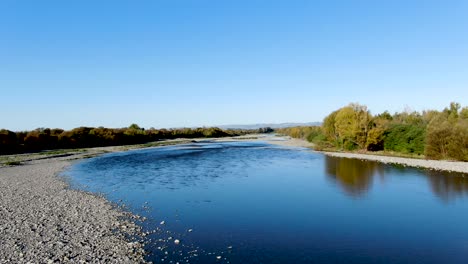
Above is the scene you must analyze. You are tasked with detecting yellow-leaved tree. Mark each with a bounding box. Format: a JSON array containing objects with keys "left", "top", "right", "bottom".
[{"left": 333, "top": 103, "right": 372, "bottom": 150}]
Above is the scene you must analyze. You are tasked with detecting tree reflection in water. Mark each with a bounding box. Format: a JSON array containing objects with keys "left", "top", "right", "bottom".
[
  {"left": 426, "top": 170, "right": 468, "bottom": 201},
  {"left": 325, "top": 156, "right": 383, "bottom": 197},
  {"left": 325, "top": 155, "right": 468, "bottom": 201}
]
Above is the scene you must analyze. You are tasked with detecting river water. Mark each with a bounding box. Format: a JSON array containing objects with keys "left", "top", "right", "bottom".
[{"left": 66, "top": 141, "right": 468, "bottom": 263}]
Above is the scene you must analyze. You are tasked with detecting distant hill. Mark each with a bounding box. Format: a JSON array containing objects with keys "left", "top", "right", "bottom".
[{"left": 218, "top": 122, "right": 321, "bottom": 130}]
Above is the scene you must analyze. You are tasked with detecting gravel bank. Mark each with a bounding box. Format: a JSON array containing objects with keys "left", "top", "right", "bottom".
[
  {"left": 323, "top": 152, "right": 468, "bottom": 174},
  {"left": 213, "top": 134, "right": 315, "bottom": 148},
  {"left": 256, "top": 135, "right": 468, "bottom": 174},
  {"left": 0, "top": 157, "right": 146, "bottom": 263}
]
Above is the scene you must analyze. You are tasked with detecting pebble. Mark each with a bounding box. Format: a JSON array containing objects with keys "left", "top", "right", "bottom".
[{"left": 0, "top": 159, "right": 147, "bottom": 263}]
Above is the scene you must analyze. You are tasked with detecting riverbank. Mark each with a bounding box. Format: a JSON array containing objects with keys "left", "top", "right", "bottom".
[
  {"left": 0, "top": 155, "right": 146, "bottom": 263},
  {"left": 323, "top": 151, "right": 468, "bottom": 174},
  {"left": 251, "top": 134, "right": 468, "bottom": 174}
]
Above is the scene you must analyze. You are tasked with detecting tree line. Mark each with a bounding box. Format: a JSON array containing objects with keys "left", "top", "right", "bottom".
[
  {"left": 277, "top": 102, "right": 468, "bottom": 161},
  {"left": 0, "top": 124, "right": 269, "bottom": 155}
]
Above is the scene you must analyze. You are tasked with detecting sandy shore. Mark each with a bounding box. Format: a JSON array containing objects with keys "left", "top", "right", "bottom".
[{"left": 1, "top": 134, "right": 466, "bottom": 263}]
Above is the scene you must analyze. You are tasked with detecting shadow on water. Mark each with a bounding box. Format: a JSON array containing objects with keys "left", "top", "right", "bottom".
[{"left": 325, "top": 155, "right": 468, "bottom": 201}]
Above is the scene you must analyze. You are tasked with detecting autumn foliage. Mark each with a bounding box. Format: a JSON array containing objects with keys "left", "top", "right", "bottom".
[
  {"left": 277, "top": 102, "right": 468, "bottom": 161},
  {"left": 0, "top": 125, "right": 267, "bottom": 155}
]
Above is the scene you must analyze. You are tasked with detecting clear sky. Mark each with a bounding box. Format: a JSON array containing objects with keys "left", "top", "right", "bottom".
[{"left": 1, "top": 0, "right": 467, "bottom": 130}]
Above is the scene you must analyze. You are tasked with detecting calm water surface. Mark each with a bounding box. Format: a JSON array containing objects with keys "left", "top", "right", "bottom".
[{"left": 66, "top": 141, "right": 468, "bottom": 264}]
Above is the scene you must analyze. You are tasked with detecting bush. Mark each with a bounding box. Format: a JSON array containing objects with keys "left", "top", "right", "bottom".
[
  {"left": 384, "top": 124, "right": 426, "bottom": 155},
  {"left": 5, "top": 161, "right": 21, "bottom": 166},
  {"left": 0, "top": 129, "right": 19, "bottom": 154}
]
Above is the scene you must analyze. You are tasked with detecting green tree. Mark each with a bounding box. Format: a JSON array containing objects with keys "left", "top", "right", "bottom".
[
  {"left": 128, "top": 124, "right": 143, "bottom": 130},
  {"left": 384, "top": 124, "right": 426, "bottom": 155}
]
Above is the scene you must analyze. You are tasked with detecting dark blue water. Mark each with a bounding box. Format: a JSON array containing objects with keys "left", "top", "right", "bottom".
[{"left": 66, "top": 141, "right": 468, "bottom": 264}]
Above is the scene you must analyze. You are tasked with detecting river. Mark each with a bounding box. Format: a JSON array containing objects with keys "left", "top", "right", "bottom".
[{"left": 66, "top": 141, "right": 468, "bottom": 263}]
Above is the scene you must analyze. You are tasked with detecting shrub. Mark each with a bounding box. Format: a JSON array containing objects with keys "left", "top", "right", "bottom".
[
  {"left": 384, "top": 124, "right": 426, "bottom": 155},
  {"left": 5, "top": 161, "right": 21, "bottom": 166}
]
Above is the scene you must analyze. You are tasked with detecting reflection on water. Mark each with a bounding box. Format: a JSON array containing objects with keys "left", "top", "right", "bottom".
[
  {"left": 325, "top": 156, "right": 468, "bottom": 201},
  {"left": 427, "top": 170, "right": 468, "bottom": 201},
  {"left": 67, "top": 141, "right": 468, "bottom": 264},
  {"left": 325, "top": 156, "right": 381, "bottom": 197}
]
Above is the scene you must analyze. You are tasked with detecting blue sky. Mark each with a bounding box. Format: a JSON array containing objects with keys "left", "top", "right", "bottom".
[{"left": 1, "top": 0, "right": 467, "bottom": 130}]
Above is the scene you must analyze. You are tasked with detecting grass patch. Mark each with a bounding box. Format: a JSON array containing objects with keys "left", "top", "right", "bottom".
[
  {"left": 39, "top": 149, "right": 86, "bottom": 156},
  {"left": 5, "top": 161, "right": 22, "bottom": 166}
]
